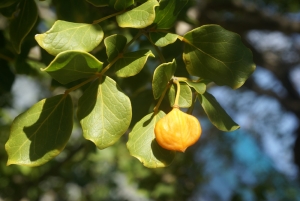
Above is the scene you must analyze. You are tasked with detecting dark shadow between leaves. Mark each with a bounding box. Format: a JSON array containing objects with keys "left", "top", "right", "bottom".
[
  {"left": 151, "top": 139, "right": 175, "bottom": 166},
  {"left": 23, "top": 95, "right": 73, "bottom": 162}
]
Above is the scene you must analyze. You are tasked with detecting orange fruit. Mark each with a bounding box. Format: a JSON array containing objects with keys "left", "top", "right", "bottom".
[{"left": 154, "top": 108, "right": 201, "bottom": 152}]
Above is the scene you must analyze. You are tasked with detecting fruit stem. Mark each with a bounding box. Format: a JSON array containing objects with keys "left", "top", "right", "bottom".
[{"left": 173, "top": 77, "right": 180, "bottom": 108}]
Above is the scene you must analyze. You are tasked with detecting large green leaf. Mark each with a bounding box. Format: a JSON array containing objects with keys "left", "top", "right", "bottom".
[
  {"left": 127, "top": 111, "right": 175, "bottom": 168},
  {"left": 153, "top": 0, "right": 188, "bottom": 29},
  {"left": 152, "top": 59, "right": 176, "bottom": 99},
  {"left": 77, "top": 76, "right": 132, "bottom": 149},
  {"left": 86, "top": 0, "right": 108, "bottom": 7},
  {"left": 5, "top": 94, "right": 73, "bottom": 166},
  {"left": 42, "top": 50, "right": 103, "bottom": 84},
  {"left": 9, "top": 0, "right": 38, "bottom": 54},
  {"left": 198, "top": 92, "right": 240, "bottom": 131},
  {"left": 114, "top": 50, "right": 154, "bottom": 77},
  {"left": 104, "top": 34, "right": 127, "bottom": 63},
  {"left": 35, "top": 20, "right": 104, "bottom": 56},
  {"left": 109, "top": 0, "right": 134, "bottom": 10},
  {"left": 183, "top": 25, "right": 256, "bottom": 89},
  {"left": 116, "top": 0, "right": 159, "bottom": 28},
  {"left": 168, "top": 82, "right": 192, "bottom": 108},
  {"left": 149, "top": 32, "right": 178, "bottom": 47},
  {"left": 0, "top": 0, "right": 20, "bottom": 8},
  {"left": 184, "top": 80, "right": 206, "bottom": 94}
]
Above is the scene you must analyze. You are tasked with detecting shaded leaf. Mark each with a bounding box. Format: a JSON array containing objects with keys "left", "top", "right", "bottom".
[
  {"left": 9, "top": 0, "right": 38, "bottom": 54},
  {"left": 127, "top": 111, "right": 175, "bottom": 168},
  {"left": 5, "top": 94, "right": 73, "bottom": 166},
  {"left": 114, "top": 50, "right": 154, "bottom": 77},
  {"left": 109, "top": 0, "right": 134, "bottom": 10},
  {"left": 168, "top": 82, "right": 192, "bottom": 108},
  {"left": 198, "top": 92, "right": 240, "bottom": 131},
  {"left": 149, "top": 32, "right": 178, "bottom": 47},
  {"left": 86, "top": 0, "right": 108, "bottom": 7},
  {"left": 35, "top": 20, "right": 104, "bottom": 56},
  {"left": 153, "top": 0, "right": 188, "bottom": 29},
  {"left": 184, "top": 80, "right": 206, "bottom": 94},
  {"left": 43, "top": 50, "right": 103, "bottom": 84},
  {"left": 104, "top": 34, "right": 127, "bottom": 62},
  {"left": 0, "top": 0, "right": 20, "bottom": 8},
  {"left": 116, "top": 0, "right": 159, "bottom": 28},
  {"left": 152, "top": 59, "right": 176, "bottom": 99},
  {"left": 77, "top": 76, "right": 132, "bottom": 149},
  {"left": 183, "top": 25, "right": 256, "bottom": 89}
]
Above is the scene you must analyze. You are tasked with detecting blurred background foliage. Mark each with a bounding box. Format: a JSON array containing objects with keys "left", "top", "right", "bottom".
[{"left": 1, "top": 0, "right": 300, "bottom": 200}]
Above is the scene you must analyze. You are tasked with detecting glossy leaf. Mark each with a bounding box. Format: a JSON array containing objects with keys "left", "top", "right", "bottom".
[
  {"left": 77, "top": 76, "right": 132, "bottom": 149},
  {"left": 152, "top": 59, "right": 176, "bottom": 99},
  {"left": 149, "top": 32, "right": 178, "bottom": 47},
  {"left": 153, "top": 0, "right": 188, "bottom": 29},
  {"left": 114, "top": 50, "right": 154, "bottom": 77},
  {"left": 43, "top": 51, "right": 103, "bottom": 84},
  {"left": 0, "top": 0, "right": 20, "bottom": 8},
  {"left": 86, "top": 0, "right": 108, "bottom": 7},
  {"left": 116, "top": 0, "right": 159, "bottom": 28},
  {"left": 198, "top": 92, "right": 240, "bottom": 131},
  {"left": 183, "top": 25, "right": 256, "bottom": 89},
  {"left": 104, "top": 34, "right": 127, "bottom": 62},
  {"left": 9, "top": 0, "right": 38, "bottom": 54},
  {"left": 35, "top": 20, "right": 104, "bottom": 56},
  {"left": 5, "top": 94, "right": 73, "bottom": 166},
  {"left": 184, "top": 80, "right": 206, "bottom": 94},
  {"left": 168, "top": 82, "right": 192, "bottom": 108},
  {"left": 109, "top": 0, "right": 134, "bottom": 10},
  {"left": 127, "top": 111, "right": 175, "bottom": 168}
]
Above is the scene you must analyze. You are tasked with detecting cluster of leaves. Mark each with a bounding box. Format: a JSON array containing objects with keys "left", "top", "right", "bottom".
[{"left": 3, "top": 0, "right": 255, "bottom": 168}]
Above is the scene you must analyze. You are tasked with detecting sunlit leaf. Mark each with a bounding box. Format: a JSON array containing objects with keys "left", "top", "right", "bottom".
[
  {"left": 5, "top": 94, "right": 73, "bottom": 167},
  {"left": 152, "top": 59, "right": 176, "bottom": 99},
  {"left": 116, "top": 0, "right": 159, "bottom": 28},
  {"left": 149, "top": 32, "right": 178, "bottom": 47},
  {"left": 198, "top": 92, "right": 240, "bottom": 131},
  {"left": 109, "top": 0, "right": 134, "bottom": 10},
  {"left": 114, "top": 50, "right": 154, "bottom": 77},
  {"left": 127, "top": 111, "right": 175, "bottom": 168},
  {"left": 9, "top": 0, "right": 38, "bottom": 54},
  {"left": 183, "top": 25, "right": 256, "bottom": 89},
  {"left": 184, "top": 80, "right": 206, "bottom": 94},
  {"left": 168, "top": 82, "right": 192, "bottom": 108},
  {"left": 35, "top": 20, "right": 104, "bottom": 56},
  {"left": 104, "top": 34, "right": 127, "bottom": 62},
  {"left": 153, "top": 0, "right": 188, "bottom": 29},
  {"left": 77, "top": 76, "right": 132, "bottom": 149},
  {"left": 43, "top": 50, "right": 103, "bottom": 84},
  {"left": 86, "top": 0, "right": 108, "bottom": 7}
]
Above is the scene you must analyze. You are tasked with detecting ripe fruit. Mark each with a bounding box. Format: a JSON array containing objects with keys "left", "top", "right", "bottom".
[{"left": 154, "top": 107, "right": 201, "bottom": 152}]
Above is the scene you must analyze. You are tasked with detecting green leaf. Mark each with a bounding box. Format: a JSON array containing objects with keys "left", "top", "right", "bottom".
[
  {"left": 5, "top": 94, "right": 73, "bottom": 166},
  {"left": 42, "top": 50, "right": 103, "bottom": 84},
  {"left": 153, "top": 0, "right": 188, "bottom": 29},
  {"left": 168, "top": 82, "right": 192, "bottom": 108},
  {"left": 183, "top": 25, "right": 256, "bottom": 89},
  {"left": 109, "top": 0, "right": 134, "bottom": 10},
  {"left": 152, "top": 59, "right": 176, "bottom": 99},
  {"left": 35, "top": 20, "right": 104, "bottom": 56},
  {"left": 198, "top": 92, "right": 240, "bottom": 131},
  {"left": 77, "top": 76, "right": 132, "bottom": 149},
  {"left": 86, "top": 0, "right": 108, "bottom": 7},
  {"left": 104, "top": 34, "right": 127, "bottom": 63},
  {"left": 149, "top": 32, "right": 178, "bottom": 47},
  {"left": 116, "top": 0, "right": 159, "bottom": 28},
  {"left": 184, "top": 80, "right": 206, "bottom": 94},
  {"left": 9, "top": 0, "right": 38, "bottom": 54},
  {"left": 0, "top": 0, "right": 20, "bottom": 8},
  {"left": 127, "top": 111, "right": 175, "bottom": 168},
  {"left": 114, "top": 50, "right": 154, "bottom": 77}
]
